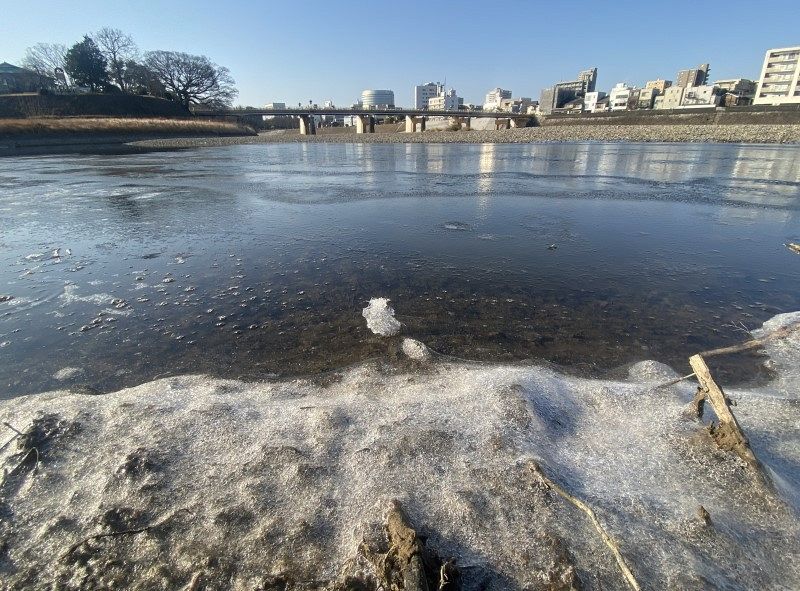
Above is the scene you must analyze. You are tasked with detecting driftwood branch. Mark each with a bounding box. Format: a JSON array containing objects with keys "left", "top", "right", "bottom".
[
  {"left": 1, "top": 421, "right": 25, "bottom": 453},
  {"left": 61, "top": 507, "right": 192, "bottom": 560},
  {"left": 698, "top": 320, "right": 800, "bottom": 358},
  {"left": 654, "top": 372, "right": 696, "bottom": 390},
  {"left": 526, "top": 461, "right": 641, "bottom": 591}
]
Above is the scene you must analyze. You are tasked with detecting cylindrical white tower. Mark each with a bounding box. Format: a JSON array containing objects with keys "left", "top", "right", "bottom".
[{"left": 360, "top": 89, "right": 395, "bottom": 109}]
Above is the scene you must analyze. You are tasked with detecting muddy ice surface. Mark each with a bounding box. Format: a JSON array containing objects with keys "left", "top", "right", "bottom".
[{"left": 0, "top": 313, "right": 799, "bottom": 590}]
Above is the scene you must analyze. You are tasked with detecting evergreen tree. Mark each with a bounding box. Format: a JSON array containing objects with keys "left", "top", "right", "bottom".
[{"left": 64, "top": 36, "right": 108, "bottom": 92}]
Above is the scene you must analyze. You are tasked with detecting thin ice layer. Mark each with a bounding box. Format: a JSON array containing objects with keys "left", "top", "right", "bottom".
[{"left": 0, "top": 324, "right": 798, "bottom": 589}]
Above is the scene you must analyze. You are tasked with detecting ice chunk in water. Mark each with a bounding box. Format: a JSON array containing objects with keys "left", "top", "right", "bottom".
[{"left": 362, "top": 297, "right": 401, "bottom": 336}]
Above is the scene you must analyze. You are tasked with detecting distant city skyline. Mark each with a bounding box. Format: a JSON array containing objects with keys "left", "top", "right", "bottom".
[{"left": 1, "top": 0, "right": 798, "bottom": 108}]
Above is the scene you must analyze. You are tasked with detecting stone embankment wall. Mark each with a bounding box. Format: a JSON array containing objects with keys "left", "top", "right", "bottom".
[{"left": 541, "top": 106, "right": 800, "bottom": 127}]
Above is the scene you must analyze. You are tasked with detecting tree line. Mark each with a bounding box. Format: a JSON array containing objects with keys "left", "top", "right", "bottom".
[{"left": 20, "top": 28, "right": 237, "bottom": 109}]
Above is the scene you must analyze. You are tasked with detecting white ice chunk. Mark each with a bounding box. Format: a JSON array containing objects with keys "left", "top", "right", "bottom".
[
  {"left": 362, "top": 297, "right": 401, "bottom": 336},
  {"left": 402, "top": 338, "right": 431, "bottom": 360}
]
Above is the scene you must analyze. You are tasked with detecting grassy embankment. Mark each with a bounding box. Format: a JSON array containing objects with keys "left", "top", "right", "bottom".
[{"left": 0, "top": 117, "right": 254, "bottom": 137}]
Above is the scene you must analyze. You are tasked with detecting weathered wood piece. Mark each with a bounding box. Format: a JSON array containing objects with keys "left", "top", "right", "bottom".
[
  {"left": 688, "top": 354, "right": 759, "bottom": 467},
  {"left": 379, "top": 500, "right": 459, "bottom": 591},
  {"left": 527, "top": 460, "right": 641, "bottom": 591}
]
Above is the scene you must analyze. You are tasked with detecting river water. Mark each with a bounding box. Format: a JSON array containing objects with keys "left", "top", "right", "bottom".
[{"left": 1, "top": 142, "right": 799, "bottom": 397}]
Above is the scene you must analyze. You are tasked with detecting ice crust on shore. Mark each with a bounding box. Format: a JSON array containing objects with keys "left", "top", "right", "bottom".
[{"left": 0, "top": 316, "right": 799, "bottom": 589}]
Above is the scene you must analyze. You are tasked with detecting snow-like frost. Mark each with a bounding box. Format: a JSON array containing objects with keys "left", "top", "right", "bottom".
[
  {"left": 402, "top": 338, "right": 431, "bottom": 360},
  {"left": 362, "top": 297, "right": 401, "bottom": 336},
  {"left": 0, "top": 313, "right": 799, "bottom": 588}
]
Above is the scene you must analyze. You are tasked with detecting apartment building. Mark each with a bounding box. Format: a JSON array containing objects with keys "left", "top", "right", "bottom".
[
  {"left": 414, "top": 82, "right": 444, "bottom": 110},
  {"left": 753, "top": 47, "right": 800, "bottom": 105},
  {"left": 676, "top": 64, "right": 710, "bottom": 88},
  {"left": 609, "top": 83, "right": 635, "bottom": 111},
  {"left": 428, "top": 88, "right": 463, "bottom": 111},
  {"left": 484, "top": 87, "right": 512, "bottom": 110},
  {"left": 645, "top": 79, "right": 672, "bottom": 94}
]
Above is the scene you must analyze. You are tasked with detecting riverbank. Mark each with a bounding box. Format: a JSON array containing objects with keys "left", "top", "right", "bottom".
[
  {"left": 134, "top": 123, "right": 800, "bottom": 149},
  {"left": 0, "top": 117, "right": 254, "bottom": 156},
  {"left": 0, "top": 311, "right": 798, "bottom": 589}
]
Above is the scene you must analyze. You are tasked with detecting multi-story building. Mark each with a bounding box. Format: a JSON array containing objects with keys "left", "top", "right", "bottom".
[
  {"left": 577, "top": 68, "right": 598, "bottom": 93},
  {"left": 360, "top": 89, "right": 395, "bottom": 109},
  {"left": 583, "top": 91, "right": 607, "bottom": 112},
  {"left": 629, "top": 87, "right": 658, "bottom": 109},
  {"left": 655, "top": 86, "right": 685, "bottom": 109},
  {"left": 676, "top": 64, "right": 710, "bottom": 88},
  {"left": 609, "top": 83, "right": 635, "bottom": 111},
  {"left": 484, "top": 87, "right": 512, "bottom": 110},
  {"left": 428, "top": 88, "right": 464, "bottom": 111},
  {"left": 714, "top": 79, "right": 757, "bottom": 106},
  {"left": 645, "top": 79, "right": 672, "bottom": 94},
  {"left": 539, "top": 67, "right": 598, "bottom": 114},
  {"left": 754, "top": 47, "right": 800, "bottom": 105},
  {"left": 680, "top": 85, "right": 720, "bottom": 108},
  {"left": 414, "top": 82, "right": 444, "bottom": 110}
]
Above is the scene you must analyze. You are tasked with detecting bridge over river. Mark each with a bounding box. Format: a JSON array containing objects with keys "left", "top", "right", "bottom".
[{"left": 193, "top": 107, "right": 534, "bottom": 135}]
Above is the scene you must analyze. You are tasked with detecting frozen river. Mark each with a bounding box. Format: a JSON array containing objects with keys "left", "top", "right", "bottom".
[{"left": 1, "top": 141, "right": 799, "bottom": 397}]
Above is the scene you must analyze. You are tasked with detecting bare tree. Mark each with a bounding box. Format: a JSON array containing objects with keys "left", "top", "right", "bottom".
[
  {"left": 93, "top": 27, "right": 138, "bottom": 91},
  {"left": 144, "top": 51, "right": 237, "bottom": 109},
  {"left": 21, "top": 43, "right": 68, "bottom": 80}
]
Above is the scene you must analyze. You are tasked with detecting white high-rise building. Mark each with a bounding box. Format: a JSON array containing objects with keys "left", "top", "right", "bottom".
[
  {"left": 754, "top": 46, "right": 800, "bottom": 105},
  {"left": 483, "top": 88, "right": 512, "bottom": 110},
  {"left": 414, "top": 82, "right": 443, "bottom": 109}
]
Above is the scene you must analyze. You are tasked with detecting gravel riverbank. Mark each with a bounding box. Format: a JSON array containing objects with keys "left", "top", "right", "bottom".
[{"left": 134, "top": 123, "right": 800, "bottom": 149}]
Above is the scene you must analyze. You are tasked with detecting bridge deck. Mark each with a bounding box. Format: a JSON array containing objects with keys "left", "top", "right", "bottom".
[{"left": 194, "top": 108, "right": 531, "bottom": 119}]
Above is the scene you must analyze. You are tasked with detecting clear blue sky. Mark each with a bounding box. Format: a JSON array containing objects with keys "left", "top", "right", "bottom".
[{"left": 1, "top": 0, "right": 798, "bottom": 107}]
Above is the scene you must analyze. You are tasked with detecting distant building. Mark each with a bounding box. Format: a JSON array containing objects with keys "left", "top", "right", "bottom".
[
  {"left": 654, "top": 86, "right": 685, "bottom": 109},
  {"left": 645, "top": 79, "right": 672, "bottom": 94},
  {"left": 484, "top": 87, "right": 512, "bottom": 110},
  {"left": 0, "top": 62, "right": 55, "bottom": 94},
  {"left": 558, "top": 98, "right": 584, "bottom": 114},
  {"left": 609, "top": 83, "right": 635, "bottom": 111},
  {"left": 583, "top": 91, "right": 607, "bottom": 112},
  {"left": 753, "top": 47, "right": 800, "bottom": 105},
  {"left": 414, "top": 82, "right": 443, "bottom": 110},
  {"left": 538, "top": 67, "right": 598, "bottom": 114},
  {"left": 501, "top": 97, "right": 535, "bottom": 113},
  {"left": 594, "top": 96, "right": 610, "bottom": 112},
  {"left": 676, "top": 64, "right": 710, "bottom": 88},
  {"left": 630, "top": 87, "right": 658, "bottom": 109},
  {"left": 361, "top": 89, "right": 395, "bottom": 109},
  {"left": 714, "top": 79, "right": 756, "bottom": 106},
  {"left": 264, "top": 102, "right": 286, "bottom": 109},
  {"left": 577, "top": 68, "right": 598, "bottom": 93},
  {"left": 715, "top": 79, "right": 756, "bottom": 96},
  {"left": 428, "top": 88, "right": 463, "bottom": 111},
  {"left": 680, "top": 85, "right": 720, "bottom": 108}
]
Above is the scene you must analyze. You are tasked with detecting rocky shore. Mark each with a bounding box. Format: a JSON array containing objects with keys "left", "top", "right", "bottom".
[{"left": 133, "top": 123, "right": 800, "bottom": 150}]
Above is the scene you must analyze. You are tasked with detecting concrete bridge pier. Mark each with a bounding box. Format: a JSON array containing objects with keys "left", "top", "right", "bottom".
[
  {"left": 510, "top": 117, "right": 529, "bottom": 128},
  {"left": 355, "top": 115, "right": 377, "bottom": 134},
  {"left": 449, "top": 116, "right": 471, "bottom": 131},
  {"left": 495, "top": 118, "right": 511, "bottom": 130},
  {"left": 404, "top": 115, "right": 428, "bottom": 133},
  {"left": 298, "top": 115, "right": 316, "bottom": 135}
]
